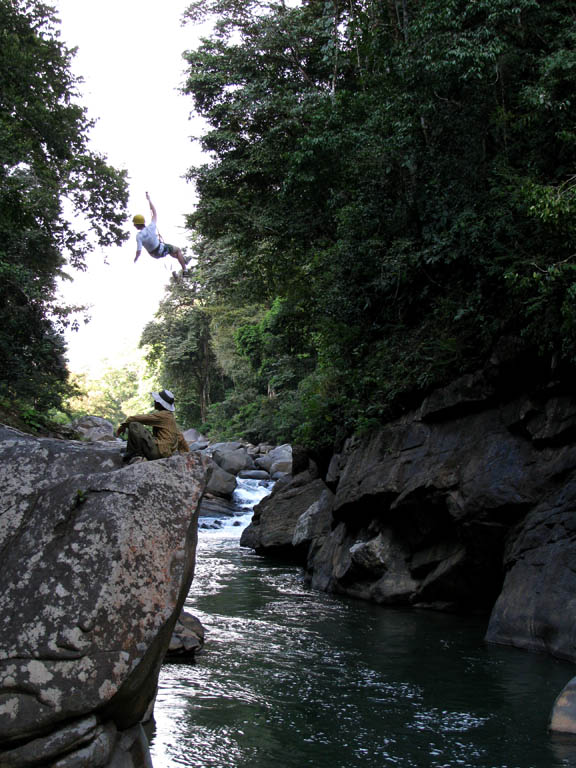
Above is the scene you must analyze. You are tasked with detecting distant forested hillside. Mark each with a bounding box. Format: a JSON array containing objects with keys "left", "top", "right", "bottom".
[{"left": 147, "top": 0, "right": 574, "bottom": 447}]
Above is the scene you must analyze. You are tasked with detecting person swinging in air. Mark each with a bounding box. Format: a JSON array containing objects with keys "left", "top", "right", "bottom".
[{"left": 132, "top": 192, "right": 187, "bottom": 272}]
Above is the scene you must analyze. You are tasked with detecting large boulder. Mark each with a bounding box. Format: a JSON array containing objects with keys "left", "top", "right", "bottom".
[
  {"left": 212, "top": 444, "right": 255, "bottom": 476},
  {"left": 485, "top": 476, "right": 576, "bottom": 660},
  {"left": 322, "top": 381, "right": 576, "bottom": 615},
  {"left": 240, "top": 473, "right": 329, "bottom": 556},
  {"left": 254, "top": 444, "right": 292, "bottom": 476},
  {"left": 0, "top": 425, "right": 208, "bottom": 765},
  {"left": 205, "top": 461, "right": 237, "bottom": 499},
  {"left": 69, "top": 415, "right": 119, "bottom": 443},
  {"left": 199, "top": 495, "right": 239, "bottom": 518},
  {"left": 182, "top": 427, "right": 209, "bottom": 445},
  {"left": 166, "top": 611, "right": 205, "bottom": 659}
]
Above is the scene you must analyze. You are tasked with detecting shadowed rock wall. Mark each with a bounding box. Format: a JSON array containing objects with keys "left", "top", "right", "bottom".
[{"left": 241, "top": 366, "right": 576, "bottom": 662}]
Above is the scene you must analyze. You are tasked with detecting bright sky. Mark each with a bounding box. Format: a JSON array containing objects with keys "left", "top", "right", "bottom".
[{"left": 55, "top": 0, "right": 208, "bottom": 376}]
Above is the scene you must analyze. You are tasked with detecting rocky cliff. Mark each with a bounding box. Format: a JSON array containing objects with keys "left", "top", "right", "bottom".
[
  {"left": 241, "top": 359, "right": 576, "bottom": 663},
  {"left": 0, "top": 425, "right": 209, "bottom": 767}
]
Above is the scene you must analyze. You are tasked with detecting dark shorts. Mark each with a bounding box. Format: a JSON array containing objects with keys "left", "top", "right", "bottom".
[{"left": 149, "top": 243, "right": 176, "bottom": 259}]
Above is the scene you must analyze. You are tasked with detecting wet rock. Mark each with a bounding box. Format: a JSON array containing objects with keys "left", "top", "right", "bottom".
[
  {"left": 198, "top": 495, "right": 238, "bottom": 518},
  {"left": 199, "top": 519, "right": 223, "bottom": 529},
  {"left": 240, "top": 475, "right": 329, "bottom": 556},
  {"left": 238, "top": 469, "right": 270, "bottom": 480},
  {"left": 550, "top": 677, "right": 576, "bottom": 735},
  {"left": 166, "top": 611, "right": 205, "bottom": 659},
  {"left": 325, "top": 392, "right": 576, "bottom": 619},
  {"left": 238, "top": 370, "right": 576, "bottom": 662}
]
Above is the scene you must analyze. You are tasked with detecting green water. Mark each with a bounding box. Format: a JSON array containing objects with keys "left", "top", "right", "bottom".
[{"left": 150, "top": 514, "right": 576, "bottom": 768}]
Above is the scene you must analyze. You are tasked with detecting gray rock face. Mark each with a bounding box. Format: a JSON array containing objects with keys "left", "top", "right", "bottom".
[
  {"left": 240, "top": 474, "right": 329, "bottom": 555},
  {"left": 485, "top": 476, "right": 576, "bottom": 660},
  {"left": 199, "top": 495, "right": 239, "bottom": 518},
  {"left": 70, "top": 415, "right": 119, "bottom": 442},
  {"left": 292, "top": 489, "right": 334, "bottom": 549},
  {"left": 166, "top": 611, "right": 206, "bottom": 659},
  {"left": 238, "top": 369, "right": 576, "bottom": 662},
  {"left": 0, "top": 425, "right": 208, "bottom": 763},
  {"left": 318, "top": 382, "right": 576, "bottom": 620},
  {"left": 205, "top": 461, "right": 237, "bottom": 499},
  {"left": 213, "top": 446, "right": 255, "bottom": 476},
  {"left": 254, "top": 444, "right": 292, "bottom": 475}
]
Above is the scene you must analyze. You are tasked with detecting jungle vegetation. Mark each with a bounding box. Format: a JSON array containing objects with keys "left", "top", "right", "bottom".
[
  {"left": 4, "top": 1, "right": 576, "bottom": 450},
  {"left": 0, "top": 0, "right": 129, "bottom": 430},
  {"left": 143, "top": 0, "right": 576, "bottom": 450}
]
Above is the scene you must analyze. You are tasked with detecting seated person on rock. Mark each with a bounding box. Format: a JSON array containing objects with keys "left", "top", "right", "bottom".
[{"left": 116, "top": 389, "right": 189, "bottom": 464}]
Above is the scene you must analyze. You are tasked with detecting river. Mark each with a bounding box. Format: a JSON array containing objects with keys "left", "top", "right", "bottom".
[{"left": 149, "top": 479, "right": 576, "bottom": 768}]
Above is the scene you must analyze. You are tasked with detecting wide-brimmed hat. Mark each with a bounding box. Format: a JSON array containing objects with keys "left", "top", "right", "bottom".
[{"left": 152, "top": 389, "right": 175, "bottom": 411}]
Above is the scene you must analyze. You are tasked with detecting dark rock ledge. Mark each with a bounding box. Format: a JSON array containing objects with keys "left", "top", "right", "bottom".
[
  {"left": 241, "top": 366, "right": 576, "bottom": 665},
  {"left": 0, "top": 425, "right": 209, "bottom": 767}
]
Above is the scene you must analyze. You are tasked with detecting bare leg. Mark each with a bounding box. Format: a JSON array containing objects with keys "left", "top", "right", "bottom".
[{"left": 171, "top": 248, "right": 187, "bottom": 270}]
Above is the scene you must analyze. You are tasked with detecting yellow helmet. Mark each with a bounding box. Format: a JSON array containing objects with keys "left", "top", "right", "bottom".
[{"left": 132, "top": 214, "right": 145, "bottom": 227}]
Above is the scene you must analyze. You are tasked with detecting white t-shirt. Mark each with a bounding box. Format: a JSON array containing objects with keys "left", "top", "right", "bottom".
[{"left": 136, "top": 220, "right": 160, "bottom": 254}]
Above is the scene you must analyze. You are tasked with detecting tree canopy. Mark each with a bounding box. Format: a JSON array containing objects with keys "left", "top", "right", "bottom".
[
  {"left": 0, "top": 0, "right": 129, "bottom": 422},
  {"left": 151, "top": 0, "right": 576, "bottom": 448}
]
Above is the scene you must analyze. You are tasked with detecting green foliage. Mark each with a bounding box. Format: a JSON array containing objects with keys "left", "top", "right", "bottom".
[
  {"left": 207, "top": 303, "right": 266, "bottom": 386},
  {"left": 141, "top": 277, "right": 226, "bottom": 426},
  {"left": 75, "top": 489, "right": 88, "bottom": 507},
  {"left": 0, "top": 0, "right": 129, "bottom": 419},
  {"left": 235, "top": 297, "right": 317, "bottom": 394},
  {"left": 202, "top": 387, "right": 306, "bottom": 447},
  {"left": 66, "top": 361, "right": 155, "bottom": 427},
  {"left": 172, "top": 0, "right": 576, "bottom": 449}
]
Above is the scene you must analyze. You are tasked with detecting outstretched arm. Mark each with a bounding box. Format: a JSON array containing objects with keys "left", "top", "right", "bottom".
[
  {"left": 134, "top": 229, "right": 142, "bottom": 263},
  {"left": 146, "top": 191, "right": 157, "bottom": 222}
]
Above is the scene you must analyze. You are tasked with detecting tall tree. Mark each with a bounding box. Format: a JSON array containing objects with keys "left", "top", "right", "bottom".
[
  {"left": 178, "top": 0, "right": 576, "bottom": 446},
  {"left": 0, "top": 0, "right": 129, "bottom": 416}
]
